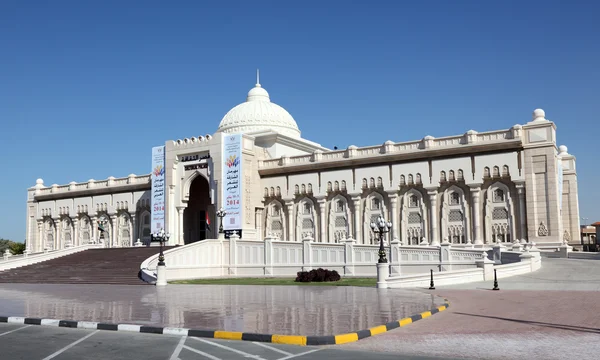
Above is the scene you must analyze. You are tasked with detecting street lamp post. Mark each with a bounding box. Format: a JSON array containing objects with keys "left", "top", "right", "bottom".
[
  {"left": 370, "top": 215, "right": 392, "bottom": 264},
  {"left": 370, "top": 215, "right": 392, "bottom": 289},
  {"left": 152, "top": 228, "right": 170, "bottom": 286},
  {"left": 216, "top": 207, "right": 227, "bottom": 234}
]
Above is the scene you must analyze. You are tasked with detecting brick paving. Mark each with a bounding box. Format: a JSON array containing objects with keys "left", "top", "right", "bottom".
[{"left": 340, "top": 258, "right": 600, "bottom": 360}]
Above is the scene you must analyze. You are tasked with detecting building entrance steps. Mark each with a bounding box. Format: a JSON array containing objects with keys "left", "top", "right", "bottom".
[{"left": 0, "top": 247, "right": 173, "bottom": 285}]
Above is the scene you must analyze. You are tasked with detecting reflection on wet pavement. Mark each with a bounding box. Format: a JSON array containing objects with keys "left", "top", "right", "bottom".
[{"left": 0, "top": 284, "right": 443, "bottom": 335}]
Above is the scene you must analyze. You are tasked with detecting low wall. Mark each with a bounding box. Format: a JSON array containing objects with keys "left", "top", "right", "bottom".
[
  {"left": 0, "top": 244, "right": 103, "bottom": 271},
  {"left": 140, "top": 236, "right": 492, "bottom": 282},
  {"left": 568, "top": 252, "right": 600, "bottom": 260},
  {"left": 381, "top": 249, "right": 542, "bottom": 288}
]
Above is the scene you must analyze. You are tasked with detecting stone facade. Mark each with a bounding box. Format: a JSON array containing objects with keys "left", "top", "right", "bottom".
[{"left": 25, "top": 82, "right": 581, "bottom": 252}]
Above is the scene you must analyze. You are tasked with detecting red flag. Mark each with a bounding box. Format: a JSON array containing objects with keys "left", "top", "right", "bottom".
[{"left": 205, "top": 212, "right": 211, "bottom": 231}]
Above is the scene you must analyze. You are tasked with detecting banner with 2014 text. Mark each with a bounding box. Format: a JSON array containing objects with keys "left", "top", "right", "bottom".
[
  {"left": 151, "top": 145, "right": 166, "bottom": 232},
  {"left": 222, "top": 134, "right": 242, "bottom": 230}
]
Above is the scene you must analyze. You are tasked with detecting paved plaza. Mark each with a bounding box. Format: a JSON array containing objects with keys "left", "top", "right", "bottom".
[
  {"left": 340, "top": 258, "right": 600, "bottom": 360},
  {"left": 0, "top": 284, "right": 444, "bottom": 336},
  {"left": 1, "top": 258, "right": 599, "bottom": 360}
]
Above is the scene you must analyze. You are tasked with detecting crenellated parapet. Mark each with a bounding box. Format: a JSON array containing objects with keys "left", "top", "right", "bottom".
[
  {"left": 30, "top": 174, "right": 151, "bottom": 199},
  {"left": 168, "top": 134, "right": 214, "bottom": 149},
  {"left": 259, "top": 126, "right": 523, "bottom": 174}
]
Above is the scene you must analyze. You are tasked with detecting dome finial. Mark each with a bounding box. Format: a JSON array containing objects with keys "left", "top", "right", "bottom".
[{"left": 256, "top": 69, "right": 261, "bottom": 87}]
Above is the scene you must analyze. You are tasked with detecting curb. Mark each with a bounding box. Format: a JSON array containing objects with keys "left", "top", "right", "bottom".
[{"left": 0, "top": 300, "right": 449, "bottom": 346}]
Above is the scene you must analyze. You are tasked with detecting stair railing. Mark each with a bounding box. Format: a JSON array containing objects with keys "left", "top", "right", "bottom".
[{"left": 0, "top": 243, "right": 103, "bottom": 272}]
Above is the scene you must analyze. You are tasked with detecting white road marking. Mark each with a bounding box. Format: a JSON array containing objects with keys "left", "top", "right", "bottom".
[
  {"left": 252, "top": 342, "right": 293, "bottom": 356},
  {"left": 276, "top": 349, "right": 322, "bottom": 360},
  {"left": 169, "top": 336, "right": 187, "bottom": 360},
  {"left": 0, "top": 325, "right": 31, "bottom": 337},
  {"left": 41, "top": 330, "right": 99, "bottom": 360},
  {"left": 193, "top": 337, "right": 266, "bottom": 359},
  {"left": 182, "top": 345, "right": 222, "bottom": 360}
]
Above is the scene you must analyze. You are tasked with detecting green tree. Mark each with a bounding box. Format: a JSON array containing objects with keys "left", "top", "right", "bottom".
[
  {"left": 0, "top": 239, "right": 10, "bottom": 254},
  {"left": 9, "top": 242, "right": 26, "bottom": 255},
  {"left": 0, "top": 238, "right": 26, "bottom": 255}
]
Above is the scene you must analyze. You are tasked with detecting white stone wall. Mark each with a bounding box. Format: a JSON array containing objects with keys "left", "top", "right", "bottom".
[
  {"left": 26, "top": 175, "right": 151, "bottom": 252},
  {"left": 260, "top": 151, "right": 526, "bottom": 246}
]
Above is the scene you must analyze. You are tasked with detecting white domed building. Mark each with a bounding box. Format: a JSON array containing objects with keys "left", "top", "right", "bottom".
[{"left": 25, "top": 75, "right": 581, "bottom": 281}]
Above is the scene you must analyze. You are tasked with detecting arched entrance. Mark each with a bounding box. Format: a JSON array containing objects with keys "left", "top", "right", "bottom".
[{"left": 184, "top": 175, "right": 213, "bottom": 244}]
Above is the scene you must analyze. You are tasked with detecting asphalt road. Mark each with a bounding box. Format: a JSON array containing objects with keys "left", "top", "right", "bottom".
[{"left": 0, "top": 323, "right": 450, "bottom": 360}]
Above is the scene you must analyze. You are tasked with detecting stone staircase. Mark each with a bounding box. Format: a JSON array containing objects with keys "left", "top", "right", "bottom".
[{"left": 0, "top": 247, "right": 172, "bottom": 285}]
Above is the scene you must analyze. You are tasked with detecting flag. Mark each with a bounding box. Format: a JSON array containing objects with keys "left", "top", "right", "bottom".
[
  {"left": 98, "top": 224, "right": 105, "bottom": 233},
  {"left": 205, "top": 212, "right": 211, "bottom": 231}
]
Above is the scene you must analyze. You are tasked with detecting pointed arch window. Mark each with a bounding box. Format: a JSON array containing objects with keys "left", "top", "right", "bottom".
[
  {"left": 266, "top": 201, "right": 284, "bottom": 240},
  {"left": 401, "top": 190, "right": 425, "bottom": 245}
]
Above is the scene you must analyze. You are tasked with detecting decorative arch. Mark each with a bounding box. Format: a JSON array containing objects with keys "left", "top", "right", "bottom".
[
  {"left": 441, "top": 185, "right": 470, "bottom": 244},
  {"left": 60, "top": 216, "right": 73, "bottom": 248},
  {"left": 363, "top": 191, "right": 387, "bottom": 244},
  {"left": 400, "top": 188, "right": 427, "bottom": 245},
  {"left": 182, "top": 170, "right": 211, "bottom": 203},
  {"left": 97, "top": 213, "right": 113, "bottom": 248},
  {"left": 327, "top": 194, "right": 351, "bottom": 243},
  {"left": 78, "top": 214, "right": 92, "bottom": 245},
  {"left": 117, "top": 211, "right": 132, "bottom": 247},
  {"left": 265, "top": 199, "right": 285, "bottom": 240},
  {"left": 43, "top": 217, "right": 56, "bottom": 250},
  {"left": 138, "top": 210, "right": 151, "bottom": 244},
  {"left": 484, "top": 182, "right": 516, "bottom": 244},
  {"left": 295, "top": 197, "right": 316, "bottom": 241}
]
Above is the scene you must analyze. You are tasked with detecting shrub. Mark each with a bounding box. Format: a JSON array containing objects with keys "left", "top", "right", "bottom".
[{"left": 295, "top": 268, "right": 341, "bottom": 283}]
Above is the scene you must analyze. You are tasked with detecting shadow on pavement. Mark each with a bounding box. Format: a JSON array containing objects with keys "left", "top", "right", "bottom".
[{"left": 453, "top": 312, "right": 600, "bottom": 334}]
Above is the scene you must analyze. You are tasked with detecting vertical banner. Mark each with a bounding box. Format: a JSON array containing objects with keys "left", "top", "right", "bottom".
[
  {"left": 557, "top": 156, "right": 563, "bottom": 211},
  {"left": 222, "top": 133, "right": 243, "bottom": 231},
  {"left": 151, "top": 145, "right": 166, "bottom": 232}
]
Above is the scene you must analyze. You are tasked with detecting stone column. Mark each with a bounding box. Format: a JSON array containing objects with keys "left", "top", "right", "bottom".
[
  {"left": 388, "top": 193, "right": 399, "bottom": 241},
  {"left": 176, "top": 206, "right": 186, "bottom": 245},
  {"left": 110, "top": 215, "right": 117, "bottom": 248},
  {"left": 351, "top": 195, "right": 362, "bottom": 244},
  {"left": 317, "top": 198, "right": 327, "bottom": 243},
  {"left": 130, "top": 213, "right": 137, "bottom": 243},
  {"left": 52, "top": 218, "right": 60, "bottom": 249},
  {"left": 515, "top": 182, "right": 527, "bottom": 241},
  {"left": 91, "top": 217, "right": 98, "bottom": 244},
  {"left": 469, "top": 185, "right": 483, "bottom": 245},
  {"left": 37, "top": 220, "right": 43, "bottom": 252},
  {"left": 427, "top": 189, "right": 440, "bottom": 246},
  {"left": 285, "top": 200, "right": 294, "bottom": 242},
  {"left": 72, "top": 218, "right": 79, "bottom": 247},
  {"left": 255, "top": 208, "right": 264, "bottom": 241}
]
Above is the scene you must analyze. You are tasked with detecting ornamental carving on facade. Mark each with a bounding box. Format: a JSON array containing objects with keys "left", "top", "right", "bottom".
[{"left": 537, "top": 221, "right": 549, "bottom": 236}]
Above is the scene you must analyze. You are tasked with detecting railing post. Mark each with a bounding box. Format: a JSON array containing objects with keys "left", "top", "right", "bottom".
[
  {"left": 264, "top": 236, "right": 274, "bottom": 276},
  {"left": 343, "top": 236, "right": 355, "bottom": 276},
  {"left": 390, "top": 239, "right": 401, "bottom": 276},
  {"left": 302, "top": 236, "right": 313, "bottom": 271},
  {"left": 492, "top": 243, "right": 504, "bottom": 264},
  {"left": 439, "top": 240, "right": 452, "bottom": 271}
]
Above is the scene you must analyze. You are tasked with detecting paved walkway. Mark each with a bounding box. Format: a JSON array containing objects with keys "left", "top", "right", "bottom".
[
  {"left": 340, "top": 258, "right": 600, "bottom": 360},
  {"left": 0, "top": 284, "right": 443, "bottom": 336}
]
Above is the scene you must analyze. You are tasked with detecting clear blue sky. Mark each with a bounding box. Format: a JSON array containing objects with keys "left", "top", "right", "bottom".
[{"left": 1, "top": 0, "right": 598, "bottom": 242}]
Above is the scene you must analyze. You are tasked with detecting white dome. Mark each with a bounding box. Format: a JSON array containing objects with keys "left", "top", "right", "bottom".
[{"left": 217, "top": 78, "right": 301, "bottom": 138}]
